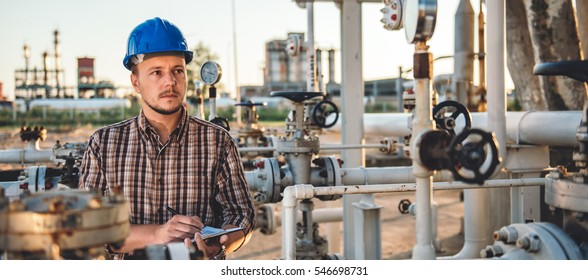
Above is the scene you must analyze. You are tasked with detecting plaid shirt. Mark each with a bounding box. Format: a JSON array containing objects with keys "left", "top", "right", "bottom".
[{"left": 79, "top": 108, "right": 254, "bottom": 233}]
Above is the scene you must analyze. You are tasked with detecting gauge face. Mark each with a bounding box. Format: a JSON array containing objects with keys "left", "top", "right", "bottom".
[
  {"left": 403, "top": 0, "right": 437, "bottom": 43},
  {"left": 200, "top": 61, "right": 222, "bottom": 85}
]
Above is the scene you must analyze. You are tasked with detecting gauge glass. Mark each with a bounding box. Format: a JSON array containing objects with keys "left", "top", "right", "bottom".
[{"left": 200, "top": 61, "right": 222, "bottom": 85}]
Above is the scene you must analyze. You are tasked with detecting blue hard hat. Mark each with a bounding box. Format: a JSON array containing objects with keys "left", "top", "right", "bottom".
[{"left": 123, "top": 17, "right": 194, "bottom": 70}]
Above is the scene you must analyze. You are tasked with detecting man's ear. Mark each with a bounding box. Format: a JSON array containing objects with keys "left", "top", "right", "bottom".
[{"left": 130, "top": 73, "right": 141, "bottom": 93}]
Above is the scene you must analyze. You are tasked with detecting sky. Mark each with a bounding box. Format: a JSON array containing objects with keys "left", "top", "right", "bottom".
[{"left": 0, "top": 0, "right": 495, "bottom": 100}]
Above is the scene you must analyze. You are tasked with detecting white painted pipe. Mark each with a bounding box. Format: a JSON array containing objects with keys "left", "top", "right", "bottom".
[
  {"left": 339, "top": 166, "right": 453, "bottom": 186},
  {"left": 328, "top": 111, "right": 582, "bottom": 147},
  {"left": 410, "top": 45, "right": 436, "bottom": 260},
  {"left": 486, "top": 0, "right": 511, "bottom": 254},
  {"left": 280, "top": 177, "right": 545, "bottom": 259},
  {"left": 0, "top": 141, "right": 54, "bottom": 164},
  {"left": 438, "top": 188, "right": 489, "bottom": 260}
]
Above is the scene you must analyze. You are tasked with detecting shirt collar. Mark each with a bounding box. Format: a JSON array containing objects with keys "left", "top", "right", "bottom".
[{"left": 137, "top": 106, "right": 189, "bottom": 144}]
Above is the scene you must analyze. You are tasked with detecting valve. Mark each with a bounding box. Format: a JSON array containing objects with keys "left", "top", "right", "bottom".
[
  {"left": 432, "top": 100, "right": 472, "bottom": 135},
  {"left": 210, "top": 117, "right": 230, "bottom": 131},
  {"left": 447, "top": 128, "right": 501, "bottom": 185},
  {"left": 311, "top": 100, "right": 339, "bottom": 128},
  {"left": 381, "top": 0, "right": 404, "bottom": 31},
  {"left": 398, "top": 198, "right": 411, "bottom": 214}
]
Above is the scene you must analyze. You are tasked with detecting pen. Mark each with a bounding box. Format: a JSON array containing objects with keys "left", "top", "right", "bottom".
[
  {"left": 165, "top": 205, "right": 179, "bottom": 216},
  {"left": 165, "top": 205, "right": 203, "bottom": 231}
]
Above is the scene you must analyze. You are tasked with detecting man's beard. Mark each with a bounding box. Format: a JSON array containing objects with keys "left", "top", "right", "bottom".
[{"left": 144, "top": 92, "right": 183, "bottom": 115}]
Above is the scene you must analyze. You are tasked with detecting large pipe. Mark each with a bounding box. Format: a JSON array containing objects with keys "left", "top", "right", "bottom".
[
  {"left": 0, "top": 141, "right": 54, "bottom": 164},
  {"left": 328, "top": 111, "right": 582, "bottom": 147},
  {"left": 280, "top": 177, "right": 545, "bottom": 260},
  {"left": 486, "top": 0, "right": 510, "bottom": 249},
  {"left": 453, "top": 0, "right": 475, "bottom": 105}
]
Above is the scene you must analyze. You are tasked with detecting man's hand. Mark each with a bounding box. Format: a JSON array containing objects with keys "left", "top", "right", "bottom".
[
  {"left": 189, "top": 232, "right": 229, "bottom": 259},
  {"left": 155, "top": 215, "right": 203, "bottom": 243}
]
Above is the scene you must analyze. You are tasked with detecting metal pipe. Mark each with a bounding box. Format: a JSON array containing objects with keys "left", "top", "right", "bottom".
[
  {"left": 340, "top": 0, "right": 370, "bottom": 260},
  {"left": 0, "top": 141, "right": 54, "bottom": 164},
  {"left": 238, "top": 142, "right": 391, "bottom": 153},
  {"left": 328, "top": 111, "right": 582, "bottom": 147},
  {"left": 453, "top": 0, "right": 475, "bottom": 105},
  {"left": 410, "top": 42, "right": 436, "bottom": 260},
  {"left": 280, "top": 177, "right": 545, "bottom": 259},
  {"left": 306, "top": 2, "right": 317, "bottom": 92},
  {"left": 487, "top": 0, "right": 510, "bottom": 249}
]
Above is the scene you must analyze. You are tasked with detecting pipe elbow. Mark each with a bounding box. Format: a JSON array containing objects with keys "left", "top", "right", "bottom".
[{"left": 282, "top": 184, "right": 315, "bottom": 207}]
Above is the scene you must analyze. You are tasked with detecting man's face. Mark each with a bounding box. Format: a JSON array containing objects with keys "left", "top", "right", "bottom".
[{"left": 131, "top": 54, "right": 187, "bottom": 116}]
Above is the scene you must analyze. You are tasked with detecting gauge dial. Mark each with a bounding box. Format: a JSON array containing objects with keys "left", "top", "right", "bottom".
[{"left": 200, "top": 61, "right": 222, "bottom": 85}]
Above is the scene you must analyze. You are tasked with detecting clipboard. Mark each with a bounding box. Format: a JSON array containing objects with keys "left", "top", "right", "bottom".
[{"left": 199, "top": 226, "right": 243, "bottom": 240}]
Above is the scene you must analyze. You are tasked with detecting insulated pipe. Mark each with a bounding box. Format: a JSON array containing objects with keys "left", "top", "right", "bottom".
[
  {"left": 280, "top": 178, "right": 545, "bottom": 259},
  {"left": 0, "top": 141, "right": 54, "bottom": 164},
  {"left": 453, "top": 0, "right": 475, "bottom": 104},
  {"left": 486, "top": 0, "right": 510, "bottom": 251},
  {"left": 328, "top": 111, "right": 582, "bottom": 147}
]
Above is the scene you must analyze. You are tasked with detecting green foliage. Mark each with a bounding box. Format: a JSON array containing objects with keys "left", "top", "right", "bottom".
[
  {"left": 0, "top": 99, "right": 142, "bottom": 130},
  {"left": 365, "top": 100, "right": 398, "bottom": 113}
]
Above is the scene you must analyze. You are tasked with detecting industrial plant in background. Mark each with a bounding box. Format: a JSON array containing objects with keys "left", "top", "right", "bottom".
[{"left": 9, "top": 29, "right": 128, "bottom": 113}]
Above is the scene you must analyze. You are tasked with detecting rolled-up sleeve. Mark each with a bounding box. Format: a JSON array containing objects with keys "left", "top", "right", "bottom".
[
  {"left": 78, "top": 132, "right": 108, "bottom": 195},
  {"left": 215, "top": 136, "right": 255, "bottom": 233}
]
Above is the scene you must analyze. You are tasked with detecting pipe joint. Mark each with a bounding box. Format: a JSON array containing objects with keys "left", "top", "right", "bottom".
[{"left": 282, "top": 184, "right": 315, "bottom": 207}]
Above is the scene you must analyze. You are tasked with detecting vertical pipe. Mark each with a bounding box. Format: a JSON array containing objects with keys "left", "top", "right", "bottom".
[
  {"left": 486, "top": 0, "right": 510, "bottom": 241},
  {"left": 411, "top": 42, "right": 436, "bottom": 260},
  {"left": 397, "top": 66, "right": 405, "bottom": 157},
  {"left": 328, "top": 49, "right": 335, "bottom": 85},
  {"left": 452, "top": 0, "right": 475, "bottom": 105},
  {"left": 24, "top": 44, "right": 30, "bottom": 99},
  {"left": 316, "top": 49, "right": 324, "bottom": 93},
  {"left": 43, "top": 52, "right": 50, "bottom": 99},
  {"left": 54, "top": 29, "right": 61, "bottom": 97},
  {"left": 231, "top": 0, "right": 241, "bottom": 127},
  {"left": 306, "top": 3, "right": 317, "bottom": 92},
  {"left": 478, "top": 0, "right": 486, "bottom": 91},
  {"left": 340, "top": 0, "right": 372, "bottom": 260},
  {"left": 575, "top": 0, "right": 588, "bottom": 59}
]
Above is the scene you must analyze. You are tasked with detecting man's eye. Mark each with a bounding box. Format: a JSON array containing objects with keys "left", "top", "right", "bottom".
[
  {"left": 175, "top": 69, "right": 185, "bottom": 74},
  {"left": 151, "top": 70, "right": 161, "bottom": 76}
]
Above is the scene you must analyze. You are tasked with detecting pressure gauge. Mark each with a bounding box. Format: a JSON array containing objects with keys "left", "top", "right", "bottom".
[
  {"left": 403, "top": 0, "right": 437, "bottom": 43},
  {"left": 200, "top": 61, "right": 222, "bottom": 85}
]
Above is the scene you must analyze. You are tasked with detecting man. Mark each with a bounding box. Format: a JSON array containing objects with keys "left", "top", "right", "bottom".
[{"left": 79, "top": 17, "right": 255, "bottom": 260}]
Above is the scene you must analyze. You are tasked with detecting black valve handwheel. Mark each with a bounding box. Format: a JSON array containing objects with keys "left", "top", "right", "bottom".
[
  {"left": 432, "top": 100, "right": 472, "bottom": 135},
  {"left": 210, "top": 117, "right": 230, "bottom": 131},
  {"left": 398, "top": 199, "right": 412, "bottom": 214},
  {"left": 447, "top": 128, "right": 501, "bottom": 185},
  {"left": 311, "top": 100, "right": 339, "bottom": 128}
]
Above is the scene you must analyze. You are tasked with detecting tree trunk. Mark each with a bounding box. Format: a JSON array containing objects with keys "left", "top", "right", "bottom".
[
  {"left": 506, "top": 0, "right": 546, "bottom": 110},
  {"left": 524, "top": 0, "right": 586, "bottom": 110}
]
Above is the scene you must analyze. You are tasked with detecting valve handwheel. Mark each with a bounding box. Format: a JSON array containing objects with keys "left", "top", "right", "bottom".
[
  {"left": 398, "top": 198, "right": 412, "bottom": 214},
  {"left": 447, "top": 128, "right": 501, "bottom": 185},
  {"left": 210, "top": 117, "right": 230, "bottom": 131},
  {"left": 311, "top": 100, "right": 339, "bottom": 128},
  {"left": 432, "top": 100, "right": 472, "bottom": 135}
]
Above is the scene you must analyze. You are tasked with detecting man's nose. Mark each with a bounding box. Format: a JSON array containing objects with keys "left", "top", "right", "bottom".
[{"left": 163, "top": 71, "right": 177, "bottom": 85}]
